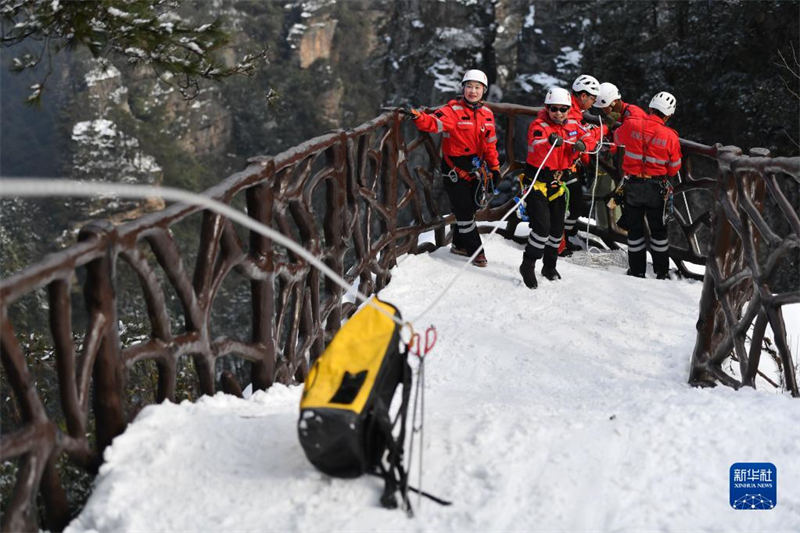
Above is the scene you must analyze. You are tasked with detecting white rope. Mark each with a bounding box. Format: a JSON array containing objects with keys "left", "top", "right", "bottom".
[
  {"left": 559, "top": 129, "right": 610, "bottom": 258},
  {"left": 0, "top": 178, "right": 410, "bottom": 333},
  {"left": 411, "top": 141, "right": 558, "bottom": 323},
  {"left": 583, "top": 128, "right": 610, "bottom": 258},
  {"left": 676, "top": 171, "right": 702, "bottom": 254}
]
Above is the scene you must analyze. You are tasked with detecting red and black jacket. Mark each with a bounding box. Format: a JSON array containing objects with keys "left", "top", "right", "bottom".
[{"left": 526, "top": 116, "right": 585, "bottom": 171}]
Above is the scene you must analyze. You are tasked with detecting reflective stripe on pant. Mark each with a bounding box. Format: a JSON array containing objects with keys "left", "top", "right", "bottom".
[
  {"left": 524, "top": 188, "right": 567, "bottom": 269},
  {"left": 444, "top": 175, "right": 482, "bottom": 254},
  {"left": 625, "top": 193, "right": 669, "bottom": 276},
  {"left": 564, "top": 174, "right": 584, "bottom": 236}
]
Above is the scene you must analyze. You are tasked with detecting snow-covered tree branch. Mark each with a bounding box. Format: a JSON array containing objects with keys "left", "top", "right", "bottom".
[{"left": 1, "top": 0, "right": 267, "bottom": 103}]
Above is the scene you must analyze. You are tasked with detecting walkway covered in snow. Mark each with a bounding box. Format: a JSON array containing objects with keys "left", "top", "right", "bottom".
[{"left": 66, "top": 239, "right": 800, "bottom": 532}]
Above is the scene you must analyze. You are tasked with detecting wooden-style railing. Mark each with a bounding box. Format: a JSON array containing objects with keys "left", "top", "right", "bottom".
[
  {"left": 688, "top": 146, "right": 800, "bottom": 395},
  {"left": 1, "top": 104, "right": 797, "bottom": 531}
]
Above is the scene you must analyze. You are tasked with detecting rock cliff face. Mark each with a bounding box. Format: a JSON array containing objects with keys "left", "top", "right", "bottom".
[
  {"left": 246, "top": 0, "right": 602, "bottom": 132},
  {"left": 296, "top": 16, "right": 338, "bottom": 68},
  {"left": 207, "top": 0, "right": 596, "bottom": 158}
]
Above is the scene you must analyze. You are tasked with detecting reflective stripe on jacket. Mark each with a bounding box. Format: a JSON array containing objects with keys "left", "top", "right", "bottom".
[
  {"left": 614, "top": 113, "right": 682, "bottom": 177},
  {"left": 413, "top": 98, "right": 500, "bottom": 169}
]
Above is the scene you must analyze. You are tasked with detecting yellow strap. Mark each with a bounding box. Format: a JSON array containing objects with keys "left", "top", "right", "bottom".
[
  {"left": 532, "top": 180, "right": 566, "bottom": 201},
  {"left": 548, "top": 183, "right": 567, "bottom": 201}
]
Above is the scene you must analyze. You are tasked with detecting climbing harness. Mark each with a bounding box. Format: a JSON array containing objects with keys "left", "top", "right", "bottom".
[
  {"left": 443, "top": 154, "right": 478, "bottom": 183},
  {"left": 661, "top": 177, "right": 675, "bottom": 224},
  {"left": 471, "top": 157, "right": 497, "bottom": 208}
]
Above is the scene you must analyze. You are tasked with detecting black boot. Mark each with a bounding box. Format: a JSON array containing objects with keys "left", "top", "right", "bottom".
[
  {"left": 519, "top": 255, "right": 538, "bottom": 289},
  {"left": 541, "top": 266, "right": 561, "bottom": 280}
]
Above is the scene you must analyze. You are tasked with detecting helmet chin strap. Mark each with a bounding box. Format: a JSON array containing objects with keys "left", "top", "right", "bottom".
[{"left": 462, "top": 92, "right": 483, "bottom": 109}]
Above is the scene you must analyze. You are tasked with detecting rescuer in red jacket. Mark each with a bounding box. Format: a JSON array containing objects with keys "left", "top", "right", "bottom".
[
  {"left": 613, "top": 91, "right": 682, "bottom": 279},
  {"left": 518, "top": 87, "right": 587, "bottom": 289},
  {"left": 561, "top": 74, "right": 604, "bottom": 255},
  {"left": 593, "top": 82, "right": 647, "bottom": 131},
  {"left": 593, "top": 81, "right": 648, "bottom": 231},
  {"left": 411, "top": 69, "right": 501, "bottom": 267}
]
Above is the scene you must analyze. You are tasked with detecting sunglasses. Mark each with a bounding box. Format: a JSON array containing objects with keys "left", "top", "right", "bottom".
[{"left": 548, "top": 106, "right": 570, "bottom": 113}]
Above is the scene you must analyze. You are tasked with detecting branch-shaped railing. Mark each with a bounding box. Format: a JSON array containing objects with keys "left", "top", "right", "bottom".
[
  {"left": 688, "top": 146, "right": 800, "bottom": 396},
  {"left": 0, "top": 105, "right": 797, "bottom": 531}
]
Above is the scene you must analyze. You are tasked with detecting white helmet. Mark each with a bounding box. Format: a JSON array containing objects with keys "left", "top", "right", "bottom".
[
  {"left": 544, "top": 87, "right": 572, "bottom": 106},
  {"left": 571, "top": 74, "right": 600, "bottom": 96},
  {"left": 649, "top": 91, "right": 677, "bottom": 116},
  {"left": 462, "top": 69, "right": 488, "bottom": 88},
  {"left": 595, "top": 82, "right": 621, "bottom": 108}
]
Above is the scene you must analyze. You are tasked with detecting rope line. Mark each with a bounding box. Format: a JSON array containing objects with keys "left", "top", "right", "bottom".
[
  {"left": 411, "top": 141, "right": 558, "bottom": 323},
  {"left": 676, "top": 171, "right": 701, "bottom": 254},
  {"left": 584, "top": 129, "right": 610, "bottom": 258}
]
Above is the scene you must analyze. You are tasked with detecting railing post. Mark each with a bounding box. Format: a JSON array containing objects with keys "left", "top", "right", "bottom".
[
  {"left": 246, "top": 162, "right": 278, "bottom": 390},
  {"left": 321, "top": 136, "right": 348, "bottom": 353},
  {"left": 78, "top": 221, "right": 126, "bottom": 453}
]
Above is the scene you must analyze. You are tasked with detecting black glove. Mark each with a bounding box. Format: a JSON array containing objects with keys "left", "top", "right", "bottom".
[
  {"left": 394, "top": 106, "right": 422, "bottom": 119},
  {"left": 490, "top": 168, "right": 501, "bottom": 183},
  {"left": 548, "top": 133, "right": 564, "bottom": 146},
  {"left": 574, "top": 139, "right": 586, "bottom": 153}
]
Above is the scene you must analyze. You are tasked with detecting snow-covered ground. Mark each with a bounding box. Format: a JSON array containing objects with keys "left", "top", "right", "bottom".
[{"left": 66, "top": 236, "right": 799, "bottom": 533}]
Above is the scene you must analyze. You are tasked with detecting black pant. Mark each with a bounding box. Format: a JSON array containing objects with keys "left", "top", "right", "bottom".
[
  {"left": 443, "top": 174, "right": 482, "bottom": 254},
  {"left": 624, "top": 179, "right": 669, "bottom": 276},
  {"left": 563, "top": 173, "right": 584, "bottom": 237},
  {"left": 523, "top": 187, "right": 567, "bottom": 270}
]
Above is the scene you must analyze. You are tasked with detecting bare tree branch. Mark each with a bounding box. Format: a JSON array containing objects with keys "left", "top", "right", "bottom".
[{"left": 775, "top": 44, "right": 800, "bottom": 100}]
